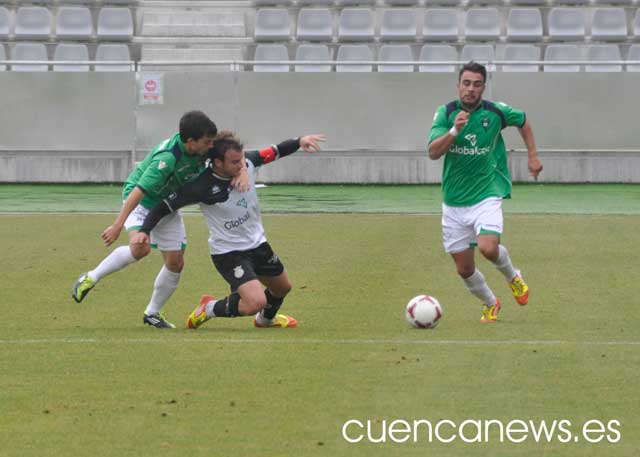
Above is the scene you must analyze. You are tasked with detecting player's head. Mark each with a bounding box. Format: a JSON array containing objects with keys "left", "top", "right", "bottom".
[
  {"left": 179, "top": 110, "right": 218, "bottom": 156},
  {"left": 457, "top": 62, "right": 486, "bottom": 110},
  {"left": 208, "top": 130, "right": 245, "bottom": 178}
]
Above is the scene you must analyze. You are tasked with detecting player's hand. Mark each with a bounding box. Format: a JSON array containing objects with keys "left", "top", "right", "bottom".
[
  {"left": 101, "top": 223, "right": 123, "bottom": 246},
  {"left": 130, "top": 231, "right": 150, "bottom": 247},
  {"left": 528, "top": 155, "right": 543, "bottom": 180},
  {"left": 454, "top": 111, "right": 469, "bottom": 132},
  {"left": 231, "top": 165, "right": 250, "bottom": 193},
  {"left": 300, "top": 134, "right": 326, "bottom": 153}
]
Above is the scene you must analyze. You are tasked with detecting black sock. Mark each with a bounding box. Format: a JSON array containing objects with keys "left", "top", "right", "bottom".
[
  {"left": 262, "top": 289, "right": 284, "bottom": 320},
  {"left": 213, "top": 292, "right": 241, "bottom": 317}
]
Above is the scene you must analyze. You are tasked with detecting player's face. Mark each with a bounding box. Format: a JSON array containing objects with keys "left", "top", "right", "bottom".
[
  {"left": 216, "top": 148, "right": 245, "bottom": 178},
  {"left": 185, "top": 134, "right": 215, "bottom": 156},
  {"left": 457, "top": 71, "right": 485, "bottom": 109}
]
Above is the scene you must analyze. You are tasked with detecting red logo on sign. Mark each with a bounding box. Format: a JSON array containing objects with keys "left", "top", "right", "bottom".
[{"left": 145, "top": 80, "right": 157, "bottom": 92}]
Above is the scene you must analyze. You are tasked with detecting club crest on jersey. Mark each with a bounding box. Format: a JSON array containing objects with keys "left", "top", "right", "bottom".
[
  {"left": 158, "top": 161, "right": 168, "bottom": 170},
  {"left": 236, "top": 198, "right": 248, "bottom": 208},
  {"left": 233, "top": 266, "right": 245, "bottom": 279},
  {"left": 211, "top": 185, "right": 221, "bottom": 194},
  {"left": 481, "top": 118, "right": 490, "bottom": 131},
  {"left": 268, "top": 254, "right": 279, "bottom": 264}
]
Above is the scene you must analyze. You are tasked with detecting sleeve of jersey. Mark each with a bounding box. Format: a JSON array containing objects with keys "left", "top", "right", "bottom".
[
  {"left": 245, "top": 138, "right": 301, "bottom": 167},
  {"left": 135, "top": 154, "right": 176, "bottom": 195},
  {"left": 428, "top": 105, "right": 449, "bottom": 145},
  {"left": 497, "top": 102, "right": 526, "bottom": 128}
]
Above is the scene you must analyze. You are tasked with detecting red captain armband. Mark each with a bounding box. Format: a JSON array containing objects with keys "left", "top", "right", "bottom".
[{"left": 259, "top": 147, "right": 277, "bottom": 164}]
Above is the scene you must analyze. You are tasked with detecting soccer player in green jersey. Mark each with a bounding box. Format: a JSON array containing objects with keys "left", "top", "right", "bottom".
[
  {"left": 428, "top": 62, "right": 543, "bottom": 323},
  {"left": 72, "top": 111, "right": 222, "bottom": 328}
]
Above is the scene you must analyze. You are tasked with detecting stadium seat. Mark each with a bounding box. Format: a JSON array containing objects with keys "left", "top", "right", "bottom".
[
  {"left": 254, "top": 8, "right": 291, "bottom": 41},
  {"left": 53, "top": 43, "right": 89, "bottom": 72},
  {"left": 296, "top": 8, "right": 332, "bottom": 42},
  {"left": 510, "top": 0, "right": 545, "bottom": 5},
  {"left": 544, "top": 44, "right": 581, "bottom": 72},
  {"left": 254, "top": 0, "right": 293, "bottom": 5},
  {"left": 585, "top": 44, "right": 622, "bottom": 72},
  {"left": 339, "top": 0, "right": 376, "bottom": 5},
  {"left": 465, "top": 8, "right": 501, "bottom": 41},
  {"left": 635, "top": 10, "right": 640, "bottom": 39},
  {"left": 506, "top": 8, "right": 543, "bottom": 42},
  {"left": 592, "top": 0, "right": 633, "bottom": 5},
  {"left": 338, "top": 8, "right": 374, "bottom": 42},
  {"left": 548, "top": 8, "right": 585, "bottom": 41},
  {"left": 378, "top": 44, "right": 414, "bottom": 72},
  {"left": 0, "top": 7, "right": 10, "bottom": 39},
  {"left": 56, "top": 6, "right": 93, "bottom": 40},
  {"left": 627, "top": 44, "right": 640, "bottom": 72},
  {"left": 553, "top": 0, "right": 588, "bottom": 5},
  {"left": 422, "top": 9, "right": 459, "bottom": 42},
  {"left": 424, "top": 0, "right": 462, "bottom": 5},
  {"left": 380, "top": 9, "right": 417, "bottom": 41},
  {"left": 253, "top": 44, "right": 289, "bottom": 72},
  {"left": 95, "top": 43, "right": 132, "bottom": 71},
  {"left": 336, "top": 44, "right": 373, "bottom": 72},
  {"left": 501, "top": 44, "right": 540, "bottom": 72},
  {"left": 0, "top": 44, "right": 5, "bottom": 71},
  {"left": 460, "top": 44, "right": 496, "bottom": 71},
  {"left": 97, "top": 7, "right": 133, "bottom": 41},
  {"left": 590, "top": 8, "right": 627, "bottom": 42},
  {"left": 298, "top": 0, "right": 333, "bottom": 5},
  {"left": 10, "top": 43, "right": 48, "bottom": 71},
  {"left": 294, "top": 44, "right": 331, "bottom": 72},
  {"left": 15, "top": 7, "right": 52, "bottom": 40},
  {"left": 418, "top": 44, "right": 457, "bottom": 72},
  {"left": 467, "top": 0, "right": 503, "bottom": 6},
  {"left": 385, "top": 0, "right": 420, "bottom": 5}
]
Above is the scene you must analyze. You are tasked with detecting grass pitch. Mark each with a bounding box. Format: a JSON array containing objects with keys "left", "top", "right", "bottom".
[{"left": 1, "top": 185, "right": 639, "bottom": 456}]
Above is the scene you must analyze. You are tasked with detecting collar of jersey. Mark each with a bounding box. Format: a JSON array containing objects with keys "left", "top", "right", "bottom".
[{"left": 457, "top": 99, "right": 484, "bottom": 114}]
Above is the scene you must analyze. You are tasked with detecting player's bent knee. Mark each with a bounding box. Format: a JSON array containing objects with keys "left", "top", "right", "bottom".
[
  {"left": 243, "top": 295, "right": 267, "bottom": 315},
  {"left": 130, "top": 244, "right": 150, "bottom": 260},
  {"left": 457, "top": 266, "right": 475, "bottom": 279},
  {"left": 165, "top": 259, "right": 184, "bottom": 273}
]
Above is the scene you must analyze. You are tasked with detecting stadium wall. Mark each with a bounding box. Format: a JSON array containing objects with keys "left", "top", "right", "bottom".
[{"left": 1, "top": 72, "right": 638, "bottom": 183}]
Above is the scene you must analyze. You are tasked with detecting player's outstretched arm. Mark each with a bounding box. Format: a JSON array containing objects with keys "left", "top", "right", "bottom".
[
  {"left": 101, "top": 187, "right": 144, "bottom": 246},
  {"left": 299, "top": 134, "right": 326, "bottom": 153},
  {"left": 518, "top": 120, "right": 543, "bottom": 180}
]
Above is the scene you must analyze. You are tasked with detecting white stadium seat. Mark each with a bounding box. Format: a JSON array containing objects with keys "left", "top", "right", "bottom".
[
  {"left": 253, "top": 44, "right": 289, "bottom": 72},
  {"left": 465, "top": 8, "right": 501, "bottom": 41},
  {"left": 254, "top": 8, "right": 290, "bottom": 41},
  {"left": 380, "top": 9, "right": 417, "bottom": 41},
  {"left": 506, "top": 8, "right": 543, "bottom": 42},
  {"left": 548, "top": 8, "right": 586, "bottom": 41},
  {"left": 15, "top": 6, "right": 51, "bottom": 40},
  {"left": 297, "top": 8, "right": 332, "bottom": 42},
  {"left": 378, "top": 44, "right": 414, "bottom": 72},
  {"left": 11, "top": 43, "right": 48, "bottom": 71},
  {"left": 502, "top": 44, "right": 540, "bottom": 72},
  {"left": 338, "top": 8, "right": 374, "bottom": 42},
  {"left": 544, "top": 44, "right": 581, "bottom": 72},
  {"left": 627, "top": 44, "right": 640, "bottom": 72},
  {"left": 418, "top": 44, "right": 457, "bottom": 72},
  {"left": 423, "top": 9, "right": 459, "bottom": 42},
  {"left": 53, "top": 43, "right": 89, "bottom": 72},
  {"left": 295, "top": 44, "right": 331, "bottom": 72},
  {"left": 56, "top": 6, "right": 93, "bottom": 40},
  {"left": 0, "top": 7, "right": 10, "bottom": 39},
  {"left": 591, "top": 8, "right": 627, "bottom": 42},
  {"left": 97, "top": 7, "right": 133, "bottom": 41},
  {"left": 585, "top": 44, "right": 622, "bottom": 72},
  {"left": 336, "top": 44, "right": 373, "bottom": 72},
  {"left": 95, "top": 44, "right": 132, "bottom": 71}
]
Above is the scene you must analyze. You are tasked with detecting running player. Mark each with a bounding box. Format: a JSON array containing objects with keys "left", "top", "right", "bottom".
[
  {"left": 135, "top": 131, "right": 326, "bottom": 328},
  {"left": 428, "top": 62, "right": 543, "bottom": 323}
]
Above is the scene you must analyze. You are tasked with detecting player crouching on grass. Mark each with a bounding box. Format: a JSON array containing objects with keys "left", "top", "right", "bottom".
[
  {"left": 428, "top": 62, "right": 543, "bottom": 323},
  {"left": 133, "top": 131, "right": 326, "bottom": 329}
]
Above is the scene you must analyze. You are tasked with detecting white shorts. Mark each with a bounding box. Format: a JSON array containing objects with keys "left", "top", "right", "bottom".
[
  {"left": 441, "top": 197, "right": 503, "bottom": 254},
  {"left": 124, "top": 204, "right": 186, "bottom": 251}
]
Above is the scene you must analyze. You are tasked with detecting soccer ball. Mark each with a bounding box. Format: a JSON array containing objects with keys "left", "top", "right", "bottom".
[{"left": 405, "top": 295, "right": 443, "bottom": 329}]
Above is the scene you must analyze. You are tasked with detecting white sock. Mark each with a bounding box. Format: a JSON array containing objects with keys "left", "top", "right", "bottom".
[
  {"left": 88, "top": 245, "right": 137, "bottom": 283},
  {"left": 463, "top": 269, "right": 497, "bottom": 305},
  {"left": 492, "top": 245, "right": 518, "bottom": 281},
  {"left": 255, "top": 310, "right": 273, "bottom": 326},
  {"left": 204, "top": 298, "right": 216, "bottom": 318},
  {"left": 145, "top": 266, "right": 181, "bottom": 316}
]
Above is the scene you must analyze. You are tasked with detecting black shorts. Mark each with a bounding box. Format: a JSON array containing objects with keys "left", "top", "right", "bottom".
[{"left": 211, "top": 242, "right": 285, "bottom": 292}]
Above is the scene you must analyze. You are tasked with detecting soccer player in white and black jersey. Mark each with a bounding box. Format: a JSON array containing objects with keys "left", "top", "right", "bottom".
[{"left": 136, "top": 131, "right": 326, "bottom": 328}]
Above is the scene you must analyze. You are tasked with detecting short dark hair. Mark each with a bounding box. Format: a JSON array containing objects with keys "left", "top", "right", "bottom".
[
  {"left": 179, "top": 110, "right": 217, "bottom": 143},
  {"left": 208, "top": 130, "right": 244, "bottom": 163},
  {"left": 458, "top": 61, "right": 487, "bottom": 84}
]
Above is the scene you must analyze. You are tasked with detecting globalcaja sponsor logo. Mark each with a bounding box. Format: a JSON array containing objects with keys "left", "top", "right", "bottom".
[
  {"left": 224, "top": 211, "right": 250, "bottom": 230},
  {"left": 449, "top": 145, "right": 491, "bottom": 156}
]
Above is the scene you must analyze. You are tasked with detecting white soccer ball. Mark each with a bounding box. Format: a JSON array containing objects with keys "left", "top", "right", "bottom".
[{"left": 405, "top": 295, "right": 443, "bottom": 329}]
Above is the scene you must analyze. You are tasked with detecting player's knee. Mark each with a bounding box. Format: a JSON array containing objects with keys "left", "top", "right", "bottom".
[
  {"left": 130, "top": 243, "right": 150, "bottom": 260},
  {"left": 243, "top": 294, "right": 267, "bottom": 314},
  {"left": 456, "top": 265, "right": 475, "bottom": 279},
  {"left": 273, "top": 279, "right": 292, "bottom": 297},
  {"left": 478, "top": 244, "right": 498, "bottom": 261},
  {"left": 165, "top": 258, "right": 184, "bottom": 273}
]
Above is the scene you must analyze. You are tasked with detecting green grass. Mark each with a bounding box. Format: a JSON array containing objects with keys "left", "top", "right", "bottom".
[{"left": 1, "top": 211, "right": 639, "bottom": 456}]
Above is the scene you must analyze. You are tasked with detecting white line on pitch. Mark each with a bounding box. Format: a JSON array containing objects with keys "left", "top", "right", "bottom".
[{"left": 0, "top": 338, "right": 639, "bottom": 346}]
